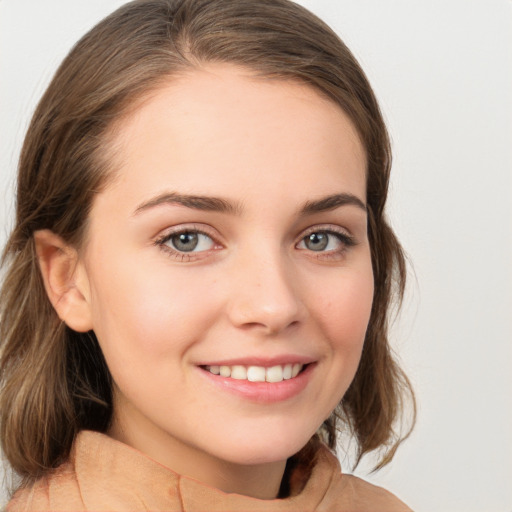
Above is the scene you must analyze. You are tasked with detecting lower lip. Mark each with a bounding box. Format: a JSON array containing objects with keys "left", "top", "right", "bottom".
[{"left": 197, "top": 364, "right": 315, "bottom": 404}]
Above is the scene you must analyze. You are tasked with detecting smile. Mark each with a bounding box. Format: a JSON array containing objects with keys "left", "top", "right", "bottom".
[
  {"left": 203, "top": 363, "right": 304, "bottom": 383},
  {"left": 197, "top": 359, "right": 316, "bottom": 403}
]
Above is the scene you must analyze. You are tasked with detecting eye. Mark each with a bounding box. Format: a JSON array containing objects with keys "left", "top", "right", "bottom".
[
  {"left": 296, "top": 229, "right": 354, "bottom": 253},
  {"left": 159, "top": 230, "right": 216, "bottom": 253}
]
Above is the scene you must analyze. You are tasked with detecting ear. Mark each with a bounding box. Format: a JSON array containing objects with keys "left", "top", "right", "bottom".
[{"left": 34, "top": 229, "right": 93, "bottom": 332}]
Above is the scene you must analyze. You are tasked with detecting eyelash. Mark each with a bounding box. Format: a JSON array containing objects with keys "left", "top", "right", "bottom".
[
  {"left": 154, "top": 225, "right": 221, "bottom": 262},
  {"left": 297, "top": 226, "right": 356, "bottom": 260},
  {"left": 154, "top": 225, "right": 356, "bottom": 262}
]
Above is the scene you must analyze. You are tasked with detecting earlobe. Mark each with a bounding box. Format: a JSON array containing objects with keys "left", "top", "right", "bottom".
[{"left": 34, "top": 229, "right": 93, "bottom": 333}]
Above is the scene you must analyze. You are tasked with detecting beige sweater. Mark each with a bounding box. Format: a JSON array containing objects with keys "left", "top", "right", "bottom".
[{"left": 8, "top": 431, "right": 412, "bottom": 511}]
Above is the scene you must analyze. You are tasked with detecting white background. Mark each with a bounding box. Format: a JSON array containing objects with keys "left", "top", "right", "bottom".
[{"left": 1, "top": 1, "right": 511, "bottom": 511}]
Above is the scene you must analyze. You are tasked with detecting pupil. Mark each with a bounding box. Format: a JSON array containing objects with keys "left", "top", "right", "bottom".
[
  {"left": 173, "top": 232, "right": 198, "bottom": 252},
  {"left": 306, "top": 232, "right": 328, "bottom": 251}
]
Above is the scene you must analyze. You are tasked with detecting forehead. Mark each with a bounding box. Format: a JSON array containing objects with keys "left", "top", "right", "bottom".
[{"left": 99, "top": 63, "right": 367, "bottom": 210}]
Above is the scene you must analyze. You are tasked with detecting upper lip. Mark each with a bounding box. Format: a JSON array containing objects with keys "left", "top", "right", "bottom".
[{"left": 195, "top": 355, "right": 317, "bottom": 367}]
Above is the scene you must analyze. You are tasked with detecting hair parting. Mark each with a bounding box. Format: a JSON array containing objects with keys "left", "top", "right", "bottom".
[{"left": 0, "top": 0, "right": 415, "bottom": 488}]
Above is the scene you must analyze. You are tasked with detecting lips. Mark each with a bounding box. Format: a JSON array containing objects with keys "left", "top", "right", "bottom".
[{"left": 197, "top": 360, "right": 315, "bottom": 403}]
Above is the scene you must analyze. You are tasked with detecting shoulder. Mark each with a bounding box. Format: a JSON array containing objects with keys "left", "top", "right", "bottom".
[
  {"left": 313, "top": 448, "right": 413, "bottom": 512},
  {"left": 7, "top": 461, "right": 83, "bottom": 511},
  {"left": 6, "top": 431, "right": 183, "bottom": 511},
  {"left": 330, "top": 474, "right": 413, "bottom": 512}
]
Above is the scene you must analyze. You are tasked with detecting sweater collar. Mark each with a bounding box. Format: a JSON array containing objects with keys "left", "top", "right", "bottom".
[{"left": 73, "top": 430, "right": 341, "bottom": 511}]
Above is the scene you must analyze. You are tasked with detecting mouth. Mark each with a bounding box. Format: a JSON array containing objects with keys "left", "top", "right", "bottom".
[
  {"left": 198, "top": 361, "right": 317, "bottom": 404},
  {"left": 196, "top": 359, "right": 316, "bottom": 403},
  {"left": 200, "top": 363, "right": 307, "bottom": 383}
]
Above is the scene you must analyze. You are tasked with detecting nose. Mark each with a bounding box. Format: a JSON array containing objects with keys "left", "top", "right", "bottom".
[{"left": 226, "top": 248, "right": 305, "bottom": 335}]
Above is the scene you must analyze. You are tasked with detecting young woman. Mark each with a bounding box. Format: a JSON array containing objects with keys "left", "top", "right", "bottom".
[{"left": 0, "top": 0, "right": 415, "bottom": 510}]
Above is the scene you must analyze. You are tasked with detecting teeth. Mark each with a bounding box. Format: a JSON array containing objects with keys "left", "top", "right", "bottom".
[
  {"left": 266, "top": 365, "right": 283, "bottom": 383},
  {"left": 283, "top": 364, "right": 293, "bottom": 380},
  {"left": 219, "top": 365, "right": 231, "bottom": 377},
  {"left": 205, "top": 363, "right": 304, "bottom": 382},
  {"left": 247, "top": 366, "right": 266, "bottom": 382},
  {"left": 230, "top": 365, "right": 247, "bottom": 380}
]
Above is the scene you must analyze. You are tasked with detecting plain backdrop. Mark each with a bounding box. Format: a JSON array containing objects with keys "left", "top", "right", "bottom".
[{"left": 1, "top": 1, "right": 511, "bottom": 511}]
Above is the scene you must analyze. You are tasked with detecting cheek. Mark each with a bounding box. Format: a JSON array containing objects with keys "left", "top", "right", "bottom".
[
  {"left": 287, "top": 264, "right": 374, "bottom": 427},
  {"left": 87, "top": 256, "right": 222, "bottom": 361},
  {"left": 314, "top": 268, "right": 374, "bottom": 350}
]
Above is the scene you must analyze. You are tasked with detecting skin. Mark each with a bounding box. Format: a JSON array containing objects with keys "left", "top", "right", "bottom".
[{"left": 38, "top": 64, "right": 374, "bottom": 499}]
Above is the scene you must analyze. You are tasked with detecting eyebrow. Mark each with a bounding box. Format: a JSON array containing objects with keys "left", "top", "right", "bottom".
[
  {"left": 299, "top": 193, "right": 367, "bottom": 215},
  {"left": 133, "top": 191, "right": 366, "bottom": 216},
  {"left": 133, "top": 192, "right": 243, "bottom": 216}
]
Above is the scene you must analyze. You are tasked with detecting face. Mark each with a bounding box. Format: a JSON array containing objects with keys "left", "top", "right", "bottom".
[{"left": 78, "top": 65, "right": 373, "bottom": 479}]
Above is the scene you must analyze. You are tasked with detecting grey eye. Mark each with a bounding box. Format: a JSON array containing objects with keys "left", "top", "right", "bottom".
[
  {"left": 303, "top": 232, "right": 329, "bottom": 251},
  {"left": 171, "top": 232, "right": 199, "bottom": 252},
  {"left": 297, "top": 230, "right": 351, "bottom": 253},
  {"left": 165, "top": 231, "right": 215, "bottom": 253}
]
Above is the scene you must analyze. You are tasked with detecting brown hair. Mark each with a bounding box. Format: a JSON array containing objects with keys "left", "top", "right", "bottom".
[{"left": 0, "top": 0, "right": 415, "bottom": 486}]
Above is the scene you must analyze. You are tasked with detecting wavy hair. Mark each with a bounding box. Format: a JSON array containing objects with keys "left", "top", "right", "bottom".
[{"left": 0, "top": 0, "right": 415, "bottom": 486}]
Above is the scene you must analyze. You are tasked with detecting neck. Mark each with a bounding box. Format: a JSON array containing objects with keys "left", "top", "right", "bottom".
[{"left": 108, "top": 407, "right": 287, "bottom": 500}]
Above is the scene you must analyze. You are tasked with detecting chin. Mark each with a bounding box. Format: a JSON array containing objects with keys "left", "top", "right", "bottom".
[{"left": 211, "top": 429, "right": 317, "bottom": 466}]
